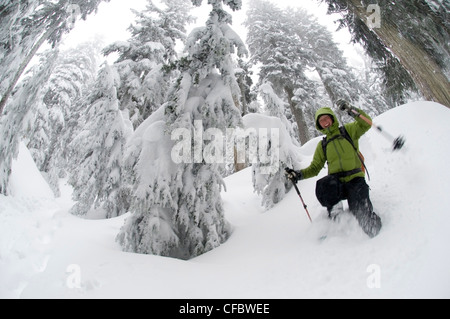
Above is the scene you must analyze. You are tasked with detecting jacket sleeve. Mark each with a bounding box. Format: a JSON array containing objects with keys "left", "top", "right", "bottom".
[
  {"left": 300, "top": 141, "right": 326, "bottom": 179},
  {"left": 345, "top": 108, "right": 372, "bottom": 141}
]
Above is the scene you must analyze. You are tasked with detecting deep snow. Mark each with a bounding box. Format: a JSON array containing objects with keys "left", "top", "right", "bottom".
[{"left": 1, "top": 101, "right": 449, "bottom": 299}]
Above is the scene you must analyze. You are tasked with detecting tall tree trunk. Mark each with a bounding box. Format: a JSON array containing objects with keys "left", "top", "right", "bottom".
[
  {"left": 285, "top": 86, "right": 309, "bottom": 145},
  {"left": 0, "top": 24, "right": 59, "bottom": 115},
  {"left": 373, "top": 23, "right": 450, "bottom": 107},
  {"left": 317, "top": 72, "right": 337, "bottom": 104},
  {"left": 348, "top": 0, "right": 450, "bottom": 107},
  {"left": 316, "top": 68, "right": 345, "bottom": 123},
  {"left": 238, "top": 73, "right": 248, "bottom": 116}
]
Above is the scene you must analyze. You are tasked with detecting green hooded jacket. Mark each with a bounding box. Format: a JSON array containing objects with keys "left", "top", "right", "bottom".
[{"left": 300, "top": 107, "right": 371, "bottom": 182}]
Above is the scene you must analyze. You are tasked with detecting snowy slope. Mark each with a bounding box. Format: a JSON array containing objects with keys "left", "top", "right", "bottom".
[{"left": 1, "top": 101, "right": 449, "bottom": 299}]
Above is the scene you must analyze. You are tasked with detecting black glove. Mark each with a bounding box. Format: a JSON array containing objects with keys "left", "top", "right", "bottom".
[
  {"left": 336, "top": 99, "right": 358, "bottom": 118},
  {"left": 336, "top": 99, "right": 349, "bottom": 111},
  {"left": 285, "top": 168, "right": 302, "bottom": 183}
]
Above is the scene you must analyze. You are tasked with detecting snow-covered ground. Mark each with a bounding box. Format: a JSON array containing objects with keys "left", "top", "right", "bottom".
[{"left": 1, "top": 101, "right": 449, "bottom": 299}]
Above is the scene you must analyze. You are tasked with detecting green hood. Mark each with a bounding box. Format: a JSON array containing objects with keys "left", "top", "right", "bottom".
[{"left": 315, "top": 107, "right": 339, "bottom": 135}]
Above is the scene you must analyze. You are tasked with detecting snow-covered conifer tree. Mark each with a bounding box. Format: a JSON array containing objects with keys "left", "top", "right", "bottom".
[
  {"left": 0, "top": 0, "right": 109, "bottom": 114},
  {"left": 288, "top": 9, "right": 389, "bottom": 120},
  {"left": 246, "top": 0, "right": 390, "bottom": 141},
  {"left": 259, "top": 82, "right": 297, "bottom": 145},
  {"left": 23, "top": 41, "right": 102, "bottom": 196},
  {"left": 103, "top": 0, "right": 195, "bottom": 127},
  {"left": 0, "top": 50, "right": 59, "bottom": 195},
  {"left": 117, "top": 0, "right": 248, "bottom": 259},
  {"left": 248, "top": 82, "right": 301, "bottom": 209},
  {"left": 68, "top": 63, "right": 132, "bottom": 218},
  {"left": 245, "top": 0, "right": 316, "bottom": 145}
]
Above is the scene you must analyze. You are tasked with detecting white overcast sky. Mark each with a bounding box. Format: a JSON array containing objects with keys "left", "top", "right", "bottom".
[{"left": 62, "top": 0, "right": 364, "bottom": 67}]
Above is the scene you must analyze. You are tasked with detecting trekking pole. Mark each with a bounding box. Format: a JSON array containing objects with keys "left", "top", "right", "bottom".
[
  {"left": 288, "top": 175, "right": 312, "bottom": 223},
  {"left": 340, "top": 103, "right": 405, "bottom": 151}
]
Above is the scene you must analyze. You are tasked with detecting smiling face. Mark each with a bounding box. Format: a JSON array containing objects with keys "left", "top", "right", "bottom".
[{"left": 318, "top": 114, "right": 333, "bottom": 129}]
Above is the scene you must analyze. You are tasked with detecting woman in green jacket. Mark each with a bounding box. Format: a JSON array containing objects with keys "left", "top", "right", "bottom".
[{"left": 286, "top": 100, "right": 382, "bottom": 237}]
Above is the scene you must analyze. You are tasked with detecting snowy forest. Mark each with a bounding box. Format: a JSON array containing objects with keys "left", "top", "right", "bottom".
[{"left": 1, "top": 0, "right": 449, "bottom": 260}]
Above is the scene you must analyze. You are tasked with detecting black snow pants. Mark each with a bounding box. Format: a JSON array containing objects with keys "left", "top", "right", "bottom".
[{"left": 327, "top": 177, "right": 382, "bottom": 238}]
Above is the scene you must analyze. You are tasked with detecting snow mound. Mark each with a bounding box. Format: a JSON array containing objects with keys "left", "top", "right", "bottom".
[
  {"left": 8, "top": 142, "right": 54, "bottom": 200},
  {"left": 1, "top": 101, "right": 449, "bottom": 299}
]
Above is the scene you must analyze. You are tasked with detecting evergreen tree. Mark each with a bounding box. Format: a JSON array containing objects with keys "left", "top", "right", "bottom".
[
  {"left": 236, "top": 58, "right": 255, "bottom": 116},
  {"left": 68, "top": 63, "right": 132, "bottom": 218},
  {"left": 248, "top": 82, "right": 300, "bottom": 209},
  {"left": 245, "top": 0, "right": 313, "bottom": 145},
  {"left": 287, "top": 8, "right": 390, "bottom": 119},
  {"left": 0, "top": 50, "right": 59, "bottom": 195},
  {"left": 24, "top": 41, "right": 102, "bottom": 196},
  {"left": 1, "top": 0, "right": 41, "bottom": 115},
  {"left": 259, "top": 82, "right": 297, "bottom": 142},
  {"left": 321, "top": 0, "right": 450, "bottom": 107},
  {"left": 103, "top": 0, "right": 195, "bottom": 128},
  {"left": 117, "top": 0, "right": 247, "bottom": 259},
  {"left": 246, "top": 0, "right": 390, "bottom": 142},
  {"left": 0, "top": 0, "right": 109, "bottom": 115}
]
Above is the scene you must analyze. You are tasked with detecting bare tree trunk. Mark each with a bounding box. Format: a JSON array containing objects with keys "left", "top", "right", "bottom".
[
  {"left": 238, "top": 73, "right": 248, "bottom": 116},
  {"left": 285, "top": 86, "right": 309, "bottom": 145},
  {"left": 347, "top": 0, "right": 450, "bottom": 107},
  {"left": 233, "top": 146, "right": 246, "bottom": 172},
  {"left": 317, "top": 71, "right": 337, "bottom": 104},
  {"left": 0, "top": 25, "right": 58, "bottom": 115},
  {"left": 316, "top": 69, "right": 345, "bottom": 123},
  {"left": 231, "top": 78, "right": 247, "bottom": 173},
  {"left": 373, "top": 23, "right": 450, "bottom": 107}
]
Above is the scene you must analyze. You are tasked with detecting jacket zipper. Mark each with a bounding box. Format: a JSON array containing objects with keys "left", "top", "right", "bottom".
[{"left": 331, "top": 138, "right": 345, "bottom": 172}]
